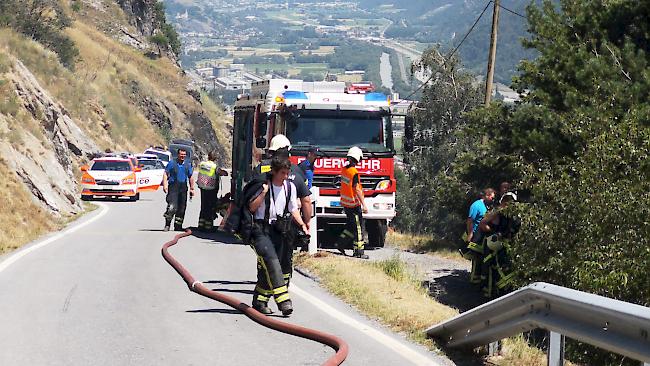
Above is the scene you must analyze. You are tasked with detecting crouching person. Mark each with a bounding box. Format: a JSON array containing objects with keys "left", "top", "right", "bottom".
[{"left": 247, "top": 155, "right": 309, "bottom": 316}]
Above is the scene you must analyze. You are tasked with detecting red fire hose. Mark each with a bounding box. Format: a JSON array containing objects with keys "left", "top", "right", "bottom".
[{"left": 161, "top": 231, "right": 349, "bottom": 366}]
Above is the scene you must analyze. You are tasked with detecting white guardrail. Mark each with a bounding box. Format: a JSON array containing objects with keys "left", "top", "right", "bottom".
[{"left": 426, "top": 282, "right": 650, "bottom": 366}]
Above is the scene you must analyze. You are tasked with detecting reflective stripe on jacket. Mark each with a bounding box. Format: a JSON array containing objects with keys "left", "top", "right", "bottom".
[
  {"left": 340, "top": 165, "right": 360, "bottom": 208},
  {"left": 197, "top": 160, "right": 218, "bottom": 190}
]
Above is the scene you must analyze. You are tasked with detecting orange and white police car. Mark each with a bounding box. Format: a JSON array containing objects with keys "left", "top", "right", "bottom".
[
  {"left": 80, "top": 157, "right": 142, "bottom": 201},
  {"left": 134, "top": 153, "right": 165, "bottom": 191}
]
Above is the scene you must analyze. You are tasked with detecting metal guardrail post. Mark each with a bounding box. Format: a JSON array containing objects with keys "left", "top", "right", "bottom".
[
  {"left": 548, "top": 331, "right": 565, "bottom": 366},
  {"left": 488, "top": 340, "right": 500, "bottom": 356}
]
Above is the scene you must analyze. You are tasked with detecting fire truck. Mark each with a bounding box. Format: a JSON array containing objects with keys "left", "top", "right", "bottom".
[{"left": 231, "top": 79, "right": 396, "bottom": 247}]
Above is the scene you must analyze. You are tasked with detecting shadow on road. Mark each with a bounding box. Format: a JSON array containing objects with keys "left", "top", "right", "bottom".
[
  {"left": 203, "top": 280, "right": 256, "bottom": 285},
  {"left": 209, "top": 288, "right": 255, "bottom": 295},
  {"left": 423, "top": 269, "right": 486, "bottom": 313},
  {"left": 186, "top": 308, "right": 242, "bottom": 315},
  {"left": 191, "top": 229, "right": 243, "bottom": 245}
]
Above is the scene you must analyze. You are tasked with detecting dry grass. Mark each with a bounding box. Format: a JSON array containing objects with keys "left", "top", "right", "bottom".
[
  {"left": 0, "top": 158, "right": 98, "bottom": 254},
  {"left": 296, "top": 252, "right": 552, "bottom": 365},
  {"left": 387, "top": 231, "right": 463, "bottom": 261},
  {"left": 295, "top": 252, "right": 457, "bottom": 347},
  {"left": 489, "top": 335, "right": 549, "bottom": 366},
  {"left": 0, "top": 160, "right": 57, "bottom": 254}
]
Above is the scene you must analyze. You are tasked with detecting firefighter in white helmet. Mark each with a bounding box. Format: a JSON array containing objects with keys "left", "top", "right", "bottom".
[
  {"left": 250, "top": 134, "right": 312, "bottom": 310},
  {"left": 335, "top": 146, "right": 369, "bottom": 259}
]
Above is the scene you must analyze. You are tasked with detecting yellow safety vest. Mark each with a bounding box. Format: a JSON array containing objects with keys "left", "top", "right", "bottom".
[{"left": 197, "top": 160, "right": 218, "bottom": 190}]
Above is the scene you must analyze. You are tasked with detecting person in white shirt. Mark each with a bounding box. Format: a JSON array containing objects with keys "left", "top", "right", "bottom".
[{"left": 248, "top": 156, "right": 308, "bottom": 316}]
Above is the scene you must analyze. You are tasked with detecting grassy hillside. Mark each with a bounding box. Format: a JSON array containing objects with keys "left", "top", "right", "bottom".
[{"left": 0, "top": 0, "right": 231, "bottom": 254}]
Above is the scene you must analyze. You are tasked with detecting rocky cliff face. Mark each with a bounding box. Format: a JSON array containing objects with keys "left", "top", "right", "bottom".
[
  {"left": 116, "top": 0, "right": 160, "bottom": 36},
  {"left": 0, "top": 0, "right": 230, "bottom": 220},
  {"left": 0, "top": 59, "right": 99, "bottom": 215}
]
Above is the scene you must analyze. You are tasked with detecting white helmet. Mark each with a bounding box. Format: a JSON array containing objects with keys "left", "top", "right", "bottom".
[
  {"left": 499, "top": 192, "right": 518, "bottom": 205},
  {"left": 269, "top": 134, "right": 291, "bottom": 151},
  {"left": 486, "top": 234, "right": 503, "bottom": 252},
  {"left": 347, "top": 146, "right": 363, "bottom": 162}
]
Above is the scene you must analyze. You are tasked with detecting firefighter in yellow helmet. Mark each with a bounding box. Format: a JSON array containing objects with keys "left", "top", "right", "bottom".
[{"left": 336, "top": 146, "right": 369, "bottom": 259}]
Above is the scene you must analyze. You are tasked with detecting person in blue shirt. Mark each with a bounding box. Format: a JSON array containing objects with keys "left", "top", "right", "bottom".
[
  {"left": 297, "top": 146, "right": 320, "bottom": 189},
  {"left": 466, "top": 188, "right": 496, "bottom": 243},
  {"left": 162, "top": 148, "right": 195, "bottom": 231},
  {"left": 463, "top": 188, "right": 496, "bottom": 284}
]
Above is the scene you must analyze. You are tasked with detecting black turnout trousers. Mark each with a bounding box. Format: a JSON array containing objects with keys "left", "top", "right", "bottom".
[{"left": 164, "top": 182, "right": 187, "bottom": 228}]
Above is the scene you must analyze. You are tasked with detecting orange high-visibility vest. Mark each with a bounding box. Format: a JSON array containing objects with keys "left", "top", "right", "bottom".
[{"left": 340, "top": 165, "right": 361, "bottom": 208}]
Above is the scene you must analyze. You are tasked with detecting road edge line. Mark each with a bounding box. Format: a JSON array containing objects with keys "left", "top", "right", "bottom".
[
  {"left": 290, "top": 282, "right": 442, "bottom": 366},
  {"left": 0, "top": 202, "right": 109, "bottom": 274}
]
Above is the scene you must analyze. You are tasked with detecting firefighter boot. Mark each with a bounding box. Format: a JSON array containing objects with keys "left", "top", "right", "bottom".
[
  {"left": 353, "top": 248, "right": 369, "bottom": 259},
  {"left": 278, "top": 299, "right": 293, "bottom": 317},
  {"left": 163, "top": 219, "right": 171, "bottom": 232},
  {"left": 252, "top": 294, "right": 272, "bottom": 315},
  {"left": 336, "top": 241, "right": 347, "bottom": 256}
]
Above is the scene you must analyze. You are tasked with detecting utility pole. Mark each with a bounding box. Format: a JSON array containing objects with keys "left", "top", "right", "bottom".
[{"left": 484, "top": 0, "right": 500, "bottom": 105}]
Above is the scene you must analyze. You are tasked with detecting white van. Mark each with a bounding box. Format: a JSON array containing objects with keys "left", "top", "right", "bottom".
[{"left": 143, "top": 147, "right": 172, "bottom": 167}]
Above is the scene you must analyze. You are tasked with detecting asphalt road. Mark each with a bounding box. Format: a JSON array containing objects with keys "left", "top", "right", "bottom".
[{"left": 0, "top": 187, "right": 453, "bottom": 366}]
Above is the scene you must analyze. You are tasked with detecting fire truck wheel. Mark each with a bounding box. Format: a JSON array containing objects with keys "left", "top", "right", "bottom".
[{"left": 366, "top": 219, "right": 387, "bottom": 248}]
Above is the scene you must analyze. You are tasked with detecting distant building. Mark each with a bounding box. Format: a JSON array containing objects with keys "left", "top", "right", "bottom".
[
  {"left": 344, "top": 70, "right": 365, "bottom": 75},
  {"left": 214, "top": 77, "right": 251, "bottom": 91},
  {"left": 213, "top": 66, "right": 229, "bottom": 78}
]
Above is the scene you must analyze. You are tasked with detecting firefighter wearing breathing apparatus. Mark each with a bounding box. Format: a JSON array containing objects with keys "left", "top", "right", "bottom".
[
  {"left": 254, "top": 134, "right": 312, "bottom": 285},
  {"left": 336, "top": 146, "right": 370, "bottom": 259},
  {"left": 248, "top": 155, "right": 309, "bottom": 316},
  {"left": 478, "top": 192, "right": 519, "bottom": 298}
]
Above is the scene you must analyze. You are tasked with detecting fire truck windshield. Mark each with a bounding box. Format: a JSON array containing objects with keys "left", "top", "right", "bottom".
[{"left": 286, "top": 111, "right": 390, "bottom": 153}]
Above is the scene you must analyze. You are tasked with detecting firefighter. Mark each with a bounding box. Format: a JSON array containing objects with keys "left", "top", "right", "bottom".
[
  {"left": 197, "top": 150, "right": 226, "bottom": 232},
  {"left": 254, "top": 134, "right": 312, "bottom": 285},
  {"left": 336, "top": 146, "right": 369, "bottom": 259},
  {"left": 248, "top": 155, "right": 309, "bottom": 316},
  {"left": 298, "top": 146, "right": 320, "bottom": 189},
  {"left": 462, "top": 188, "right": 496, "bottom": 283},
  {"left": 478, "top": 192, "right": 519, "bottom": 297},
  {"left": 162, "top": 148, "right": 194, "bottom": 231}
]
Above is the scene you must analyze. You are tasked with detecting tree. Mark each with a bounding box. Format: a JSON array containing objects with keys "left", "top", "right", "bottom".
[
  {"left": 0, "top": 0, "right": 79, "bottom": 69},
  {"left": 394, "top": 46, "right": 483, "bottom": 240},
  {"left": 149, "top": 33, "right": 169, "bottom": 56},
  {"left": 462, "top": 0, "right": 650, "bottom": 307}
]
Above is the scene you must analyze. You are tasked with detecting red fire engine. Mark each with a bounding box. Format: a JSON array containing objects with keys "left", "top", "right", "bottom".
[{"left": 231, "top": 79, "right": 396, "bottom": 247}]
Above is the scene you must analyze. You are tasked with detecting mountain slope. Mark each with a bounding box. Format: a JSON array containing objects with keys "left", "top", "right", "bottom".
[{"left": 0, "top": 0, "right": 231, "bottom": 253}]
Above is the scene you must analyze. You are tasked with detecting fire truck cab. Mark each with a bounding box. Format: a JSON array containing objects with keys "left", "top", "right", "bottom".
[{"left": 231, "top": 79, "right": 396, "bottom": 247}]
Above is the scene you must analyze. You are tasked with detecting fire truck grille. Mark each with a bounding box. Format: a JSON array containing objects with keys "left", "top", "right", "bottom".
[{"left": 312, "top": 175, "right": 390, "bottom": 189}]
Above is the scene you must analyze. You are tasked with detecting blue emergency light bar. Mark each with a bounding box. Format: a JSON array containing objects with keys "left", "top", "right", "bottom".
[
  {"left": 364, "top": 92, "right": 388, "bottom": 102},
  {"left": 282, "top": 91, "right": 309, "bottom": 100}
]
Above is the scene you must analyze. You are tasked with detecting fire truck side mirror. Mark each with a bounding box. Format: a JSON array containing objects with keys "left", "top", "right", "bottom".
[
  {"left": 256, "top": 137, "right": 267, "bottom": 149},
  {"left": 258, "top": 114, "right": 268, "bottom": 135},
  {"left": 404, "top": 115, "right": 415, "bottom": 153}
]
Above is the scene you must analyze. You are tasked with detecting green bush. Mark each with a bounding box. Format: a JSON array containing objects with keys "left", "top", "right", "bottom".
[{"left": 0, "top": 0, "right": 79, "bottom": 69}]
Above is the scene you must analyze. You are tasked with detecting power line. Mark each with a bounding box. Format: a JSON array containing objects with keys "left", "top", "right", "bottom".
[
  {"left": 498, "top": 3, "right": 526, "bottom": 18},
  {"left": 401, "top": 0, "right": 493, "bottom": 101}
]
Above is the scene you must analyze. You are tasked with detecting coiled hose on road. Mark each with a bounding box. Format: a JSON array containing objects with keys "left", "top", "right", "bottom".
[{"left": 161, "top": 231, "right": 349, "bottom": 366}]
